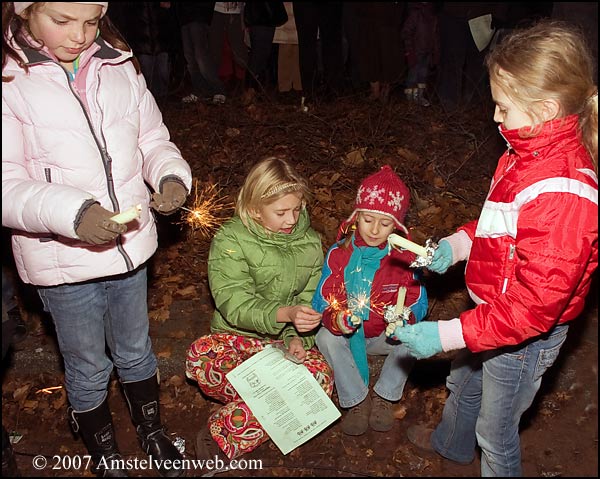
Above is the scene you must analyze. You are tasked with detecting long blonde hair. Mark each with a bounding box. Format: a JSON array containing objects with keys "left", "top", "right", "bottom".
[
  {"left": 486, "top": 20, "right": 598, "bottom": 171},
  {"left": 236, "top": 157, "right": 311, "bottom": 228},
  {"left": 2, "top": 2, "right": 136, "bottom": 82}
]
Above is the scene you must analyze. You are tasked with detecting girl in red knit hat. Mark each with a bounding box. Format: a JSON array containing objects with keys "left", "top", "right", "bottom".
[{"left": 312, "top": 165, "right": 428, "bottom": 436}]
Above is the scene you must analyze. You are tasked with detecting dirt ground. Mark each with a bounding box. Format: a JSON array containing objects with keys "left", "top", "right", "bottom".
[{"left": 2, "top": 85, "right": 598, "bottom": 477}]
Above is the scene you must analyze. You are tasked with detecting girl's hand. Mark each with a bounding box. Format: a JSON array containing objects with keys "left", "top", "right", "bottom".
[
  {"left": 287, "top": 337, "right": 307, "bottom": 362},
  {"left": 283, "top": 305, "right": 322, "bottom": 332},
  {"left": 427, "top": 240, "right": 453, "bottom": 274}
]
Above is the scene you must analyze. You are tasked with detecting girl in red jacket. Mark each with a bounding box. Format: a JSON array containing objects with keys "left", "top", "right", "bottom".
[
  {"left": 312, "top": 165, "right": 428, "bottom": 436},
  {"left": 394, "top": 21, "right": 598, "bottom": 476}
]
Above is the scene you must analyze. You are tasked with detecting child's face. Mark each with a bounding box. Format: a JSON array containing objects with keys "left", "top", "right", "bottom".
[
  {"left": 356, "top": 212, "right": 395, "bottom": 247},
  {"left": 253, "top": 192, "right": 303, "bottom": 234},
  {"left": 19, "top": 3, "right": 103, "bottom": 68},
  {"left": 490, "top": 79, "right": 534, "bottom": 131}
]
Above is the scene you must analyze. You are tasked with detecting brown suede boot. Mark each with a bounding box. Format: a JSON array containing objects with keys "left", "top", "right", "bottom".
[
  {"left": 369, "top": 394, "right": 395, "bottom": 432},
  {"left": 406, "top": 425, "right": 435, "bottom": 451},
  {"left": 407, "top": 425, "right": 475, "bottom": 465},
  {"left": 341, "top": 395, "right": 371, "bottom": 436}
]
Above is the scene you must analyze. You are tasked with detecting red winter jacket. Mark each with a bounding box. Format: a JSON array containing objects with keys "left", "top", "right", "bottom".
[
  {"left": 313, "top": 232, "right": 427, "bottom": 338},
  {"left": 454, "top": 115, "right": 598, "bottom": 352}
]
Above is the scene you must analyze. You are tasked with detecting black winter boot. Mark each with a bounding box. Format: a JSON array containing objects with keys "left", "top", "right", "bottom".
[
  {"left": 68, "top": 398, "right": 128, "bottom": 477},
  {"left": 122, "top": 374, "right": 185, "bottom": 477}
]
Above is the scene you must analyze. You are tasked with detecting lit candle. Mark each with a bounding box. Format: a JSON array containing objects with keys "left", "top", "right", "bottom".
[
  {"left": 388, "top": 233, "right": 428, "bottom": 257},
  {"left": 110, "top": 204, "right": 142, "bottom": 224},
  {"left": 395, "top": 286, "right": 407, "bottom": 315}
]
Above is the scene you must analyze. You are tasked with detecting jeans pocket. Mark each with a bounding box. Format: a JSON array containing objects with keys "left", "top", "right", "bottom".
[{"left": 533, "top": 343, "right": 562, "bottom": 382}]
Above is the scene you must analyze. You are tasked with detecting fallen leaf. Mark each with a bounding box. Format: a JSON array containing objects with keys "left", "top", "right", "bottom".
[
  {"left": 162, "top": 275, "right": 183, "bottom": 283},
  {"left": 23, "top": 399, "right": 39, "bottom": 410},
  {"left": 155, "top": 309, "right": 170, "bottom": 323},
  {"left": 157, "top": 349, "right": 172, "bottom": 359},
  {"left": 393, "top": 404, "right": 408, "bottom": 420},
  {"left": 168, "top": 375, "right": 185, "bottom": 387},
  {"left": 343, "top": 147, "right": 367, "bottom": 167},
  {"left": 417, "top": 205, "right": 442, "bottom": 218},
  {"left": 13, "top": 384, "right": 31, "bottom": 403},
  {"left": 433, "top": 176, "right": 446, "bottom": 188},
  {"left": 177, "top": 285, "right": 196, "bottom": 297},
  {"left": 168, "top": 330, "right": 188, "bottom": 339},
  {"left": 396, "top": 147, "right": 421, "bottom": 163},
  {"left": 52, "top": 390, "right": 67, "bottom": 410}
]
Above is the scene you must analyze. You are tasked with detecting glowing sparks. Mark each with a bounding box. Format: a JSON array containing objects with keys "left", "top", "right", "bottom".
[
  {"left": 325, "top": 288, "right": 387, "bottom": 318},
  {"left": 326, "top": 294, "right": 343, "bottom": 313},
  {"left": 180, "top": 181, "right": 233, "bottom": 237}
]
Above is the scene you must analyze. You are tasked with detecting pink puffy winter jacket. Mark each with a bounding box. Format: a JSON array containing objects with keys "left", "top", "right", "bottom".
[{"left": 2, "top": 35, "right": 192, "bottom": 286}]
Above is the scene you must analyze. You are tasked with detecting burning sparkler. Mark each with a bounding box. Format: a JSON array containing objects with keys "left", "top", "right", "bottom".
[
  {"left": 325, "top": 287, "right": 387, "bottom": 320},
  {"left": 179, "top": 181, "right": 234, "bottom": 237}
]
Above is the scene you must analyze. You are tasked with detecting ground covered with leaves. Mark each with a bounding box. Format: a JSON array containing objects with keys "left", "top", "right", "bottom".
[{"left": 3, "top": 89, "right": 598, "bottom": 477}]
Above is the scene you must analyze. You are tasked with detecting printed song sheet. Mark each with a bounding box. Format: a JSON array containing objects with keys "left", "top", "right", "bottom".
[{"left": 226, "top": 345, "right": 341, "bottom": 454}]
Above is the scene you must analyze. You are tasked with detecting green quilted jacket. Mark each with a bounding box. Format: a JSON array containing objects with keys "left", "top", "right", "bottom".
[{"left": 208, "top": 208, "right": 324, "bottom": 349}]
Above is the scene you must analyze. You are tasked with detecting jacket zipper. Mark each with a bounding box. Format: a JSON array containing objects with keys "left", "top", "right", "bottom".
[
  {"left": 61, "top": 66, "right": 134, "bottom": 270},
  {"left": 501, "top": 244, "right": 516, "bottom": 294}
]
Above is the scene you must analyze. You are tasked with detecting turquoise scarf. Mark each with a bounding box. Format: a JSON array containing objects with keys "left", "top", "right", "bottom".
[{"left": 344, "top": 235, "right": 389, "bottom": 385}]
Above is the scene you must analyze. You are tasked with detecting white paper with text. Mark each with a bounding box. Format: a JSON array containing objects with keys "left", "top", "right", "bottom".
[{"left": 226, "top": 346, "right": 340, "bottom": 455}]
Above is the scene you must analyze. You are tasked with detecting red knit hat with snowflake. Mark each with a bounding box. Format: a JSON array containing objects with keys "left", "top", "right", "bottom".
[{"left": 337, "top": 165, "right": 410, "bottom": 240}]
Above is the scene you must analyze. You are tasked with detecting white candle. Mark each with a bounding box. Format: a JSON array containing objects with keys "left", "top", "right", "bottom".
[
  {"left": 388, "top": 233, "right": 428, "bottom": 257},
  {"left": 110, "top": 204, "right": 142, "bottom": 224},
  {"left": 395, "top": 286, "right": 407, "bottom": 315}
]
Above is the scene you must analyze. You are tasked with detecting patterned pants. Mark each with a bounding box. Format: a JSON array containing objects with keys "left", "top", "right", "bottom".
[{"left": 186, "top": 333, "right": 334, "bottom": 459}]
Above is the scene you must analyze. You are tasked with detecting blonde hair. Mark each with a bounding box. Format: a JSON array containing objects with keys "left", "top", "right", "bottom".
[
  {"left": 236, "top": 157, "right": 311, "bottom": 227},
  {"left": 486, "top": 20, "right": 598, "bottom": 171},
  {"left": 2, "top": 2, "right": 137, "bottom": 82}
]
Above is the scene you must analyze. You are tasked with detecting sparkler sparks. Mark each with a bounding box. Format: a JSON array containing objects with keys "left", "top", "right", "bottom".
[
  {"left": 179, "top": 181, "right": 233, "bottom": 237},
  {"left": 325, "top": 288, "right": 387, "bottom": 318}
]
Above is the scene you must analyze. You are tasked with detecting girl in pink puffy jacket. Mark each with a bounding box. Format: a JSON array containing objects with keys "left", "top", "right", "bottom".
[{"left": 2, "top": 3, "right": 192, "bottom": 476}]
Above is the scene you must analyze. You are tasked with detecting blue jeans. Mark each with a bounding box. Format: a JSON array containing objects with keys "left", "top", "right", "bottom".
[
  {"left": 180, "top": 21, "right": 225, "bottom": 97},
  {"left": 431, "top": 324, "right": 569, "bottom": 476},
  {"left": 37, "top": 265, "right": 157, "bottom": 411},
  {"left": 316, "top": 328, "right": 416, "bottom": 408}
]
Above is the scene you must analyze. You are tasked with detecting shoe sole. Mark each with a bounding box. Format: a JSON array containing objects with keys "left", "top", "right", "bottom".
[{"left": 369, "top": 421, "right": 394, "bottom": 432}]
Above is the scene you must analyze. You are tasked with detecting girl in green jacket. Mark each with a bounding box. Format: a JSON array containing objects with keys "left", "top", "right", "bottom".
[{"left": 186, "top": 157, "right": 333, "bottom": 460}]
